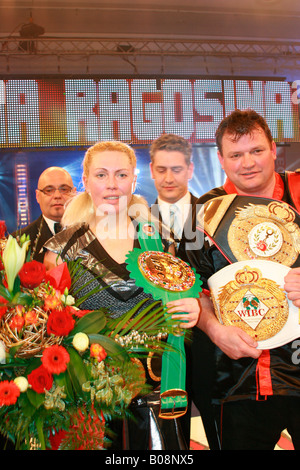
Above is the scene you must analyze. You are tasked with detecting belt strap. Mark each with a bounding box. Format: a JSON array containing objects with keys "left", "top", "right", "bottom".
[{"left": 126, "top": 221, "right": 202, "bottom": 419}]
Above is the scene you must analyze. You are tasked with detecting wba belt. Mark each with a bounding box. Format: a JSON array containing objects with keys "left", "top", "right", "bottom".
[
  {"left": 126, "top": 221, "right": 202, "bottom": 419},
  {"left": 197, "top": 194, "right": 300, "bottom": 268}
]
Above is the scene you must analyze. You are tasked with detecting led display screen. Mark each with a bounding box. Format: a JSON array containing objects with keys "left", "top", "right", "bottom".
[{"left": 1, "top": 78, "right": 299, "bottom": 148}]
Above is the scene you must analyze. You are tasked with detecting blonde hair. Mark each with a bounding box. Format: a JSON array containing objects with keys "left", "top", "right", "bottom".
[{"left": 62, "top": 141, "right": 150, "bottom": 227}]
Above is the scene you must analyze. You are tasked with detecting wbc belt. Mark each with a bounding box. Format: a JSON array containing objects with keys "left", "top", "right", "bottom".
[{"left": 126, "top": 222, "right": 202, "bottom": 418}]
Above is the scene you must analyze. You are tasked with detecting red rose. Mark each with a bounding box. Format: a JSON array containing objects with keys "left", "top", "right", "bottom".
[
  {"left": 27, "top": 365, "right": 53, "bottom": 394},
  {"left": 0, "top": 296, "right": 8, "bottom": 320},
  {"left": 0, "top": 221, "right": 6, "bottom": 239},
  {"left": 47, "top": 308, "right": 75, "bottom": 336},
  {"left": 45, "top": 263, "right": 71, "bottom": 293},
  {"left": 19, "top": 261, "right": 46, "bottom": 289}
]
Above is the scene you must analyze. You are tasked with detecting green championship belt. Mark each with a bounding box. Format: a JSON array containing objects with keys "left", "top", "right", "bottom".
[{"left": 126, "top": 222, "right": 202, "bottom": 419}]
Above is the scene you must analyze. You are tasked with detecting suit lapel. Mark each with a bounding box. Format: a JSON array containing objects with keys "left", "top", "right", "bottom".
[{"left": 33, "top": 217, "right": 53, "bottom": 261}]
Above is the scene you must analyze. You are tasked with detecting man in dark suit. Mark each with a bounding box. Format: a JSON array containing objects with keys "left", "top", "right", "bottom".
[
  {"left": 149, "top": 133, "right": 197, "bottom": 250},
  {"left": 13, "top": 166, "right": 76, "bottom": 262}
]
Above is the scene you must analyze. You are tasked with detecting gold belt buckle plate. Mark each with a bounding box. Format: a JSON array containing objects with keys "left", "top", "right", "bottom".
[{"left": 159, "top": 389, "right": 188, "bottom": 419}]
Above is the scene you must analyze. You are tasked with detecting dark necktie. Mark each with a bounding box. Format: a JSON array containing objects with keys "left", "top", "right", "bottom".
[{"left": 54, "top": 222, "right": 62, "bottom": 234}]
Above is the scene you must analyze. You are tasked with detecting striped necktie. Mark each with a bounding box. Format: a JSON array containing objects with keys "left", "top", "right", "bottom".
[{"left": 169, "top": 204, "right": 177, "bottom": 235}]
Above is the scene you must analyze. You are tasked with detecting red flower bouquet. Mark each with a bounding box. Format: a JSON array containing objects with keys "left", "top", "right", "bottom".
[{"left": 0, "top": 226, "right": 169, "bottom": 450}]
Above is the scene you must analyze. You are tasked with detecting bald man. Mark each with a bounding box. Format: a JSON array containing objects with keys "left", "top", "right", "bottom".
[{"left": 13, "top": 167, "right": 76, "bottom": 262}]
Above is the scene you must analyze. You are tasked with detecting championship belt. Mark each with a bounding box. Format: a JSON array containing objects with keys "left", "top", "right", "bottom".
[
  {"left": 200, "top": 195, "right": 300, "bottom": 349},
  {"left": 126, "top": 222, "right": 202, "bottom": 418}
]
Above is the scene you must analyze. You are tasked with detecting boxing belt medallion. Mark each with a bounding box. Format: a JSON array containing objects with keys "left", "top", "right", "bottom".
[{"left": 197, "top": 194, "right": 300, "bottom": 267}]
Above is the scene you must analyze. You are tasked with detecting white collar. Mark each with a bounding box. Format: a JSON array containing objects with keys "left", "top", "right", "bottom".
[
  {"left": 43, "top": 216, "right": 60, "bottom": 235},
  {"left": 158, "top": 191, "right": 191, "bottom": 213}
]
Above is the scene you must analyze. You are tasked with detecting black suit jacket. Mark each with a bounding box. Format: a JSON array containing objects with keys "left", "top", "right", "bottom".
[{"left": 12, "top": 215, "right": 54, "bottom": 262}]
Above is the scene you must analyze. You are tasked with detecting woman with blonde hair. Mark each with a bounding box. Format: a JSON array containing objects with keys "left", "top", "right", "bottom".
[{"left": 44, "top": 140, "right": 200, "bottom": 449}]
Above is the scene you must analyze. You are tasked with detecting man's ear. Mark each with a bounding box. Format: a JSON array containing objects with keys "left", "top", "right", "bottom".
[
  {"left": 217, "top": 151, "right": 224, "bottom": 169},
  {"left": 35, "top": 189, "right": 40, "bottom": 204},
  {"left": 149, "top": 162, "right": 154, "bottom": 179}
]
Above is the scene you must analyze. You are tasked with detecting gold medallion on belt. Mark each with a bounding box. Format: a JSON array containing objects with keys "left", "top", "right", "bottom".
[
  {"left": 138, "top": 251, "right": 195, "bottom": 292},
  {"left": 227, "top": 201, "right": 300, "bottom": 266},
  {"left": 213, "top": 264, "right": 289, "bottom": 341}
]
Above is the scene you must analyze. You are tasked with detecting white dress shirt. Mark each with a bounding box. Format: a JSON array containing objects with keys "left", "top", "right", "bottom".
[
  {"left": 157, "top": 192, "right": 191, "bottom": 241},
  {"left": 43, "top": 216, "right": 59, "bottom": 235}
]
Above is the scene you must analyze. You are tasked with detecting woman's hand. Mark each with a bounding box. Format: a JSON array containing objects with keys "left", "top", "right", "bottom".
[
  {"left": 166, "top": 297, "right": 201, "bottom": 328},
  {"left": 43, "top": 250, "right": 63, "bottom": 270}
]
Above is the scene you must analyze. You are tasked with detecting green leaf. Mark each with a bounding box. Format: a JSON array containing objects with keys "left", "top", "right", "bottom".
[
  {"left": 36, "top": 417, "right": 46, "bottom": 450},
  {"left": 108, "top": 298, "right": 151, "bottom": 336},
  {"left": 27, "top": 388, "right": 45, "bottom": 409},
  {"left": 11, "top": 291, "right": 33, "bottom": 306},
  {"left": 12, "top": 275, "right": 21, "bottom": 295},
  {"left": 25, "top": 356, "right": 41, "bottom": 375},
  {"left": 0, "top": 284, "right": 12, "bottom": 301},
  {"left": 54, "top": 371, "right": 74, "bottom": 401},
  {"left": 121, "top": 304, "right": 166, "bottom": 336},
  {"left": 18, "top": 393, "right": 38, "bottom": 418},
  {"left": 8, "top": 344, "right": 22, "bottom": 358},
  {"left": 66, "top": 347, "right": 89, "bottom": 398},
  {"left": 70, "top": 310, "right": 107, "bottom": 336}
]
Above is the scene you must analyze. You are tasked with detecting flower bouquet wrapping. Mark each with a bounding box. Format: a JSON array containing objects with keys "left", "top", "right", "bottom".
[{"left": 0, "top": 222, "right": 171, "bottom": 450}]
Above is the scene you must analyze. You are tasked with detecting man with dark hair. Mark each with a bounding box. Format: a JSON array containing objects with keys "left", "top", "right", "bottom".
[{"left": 179, "top": 109, "right": 300, "bottom": 449}]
